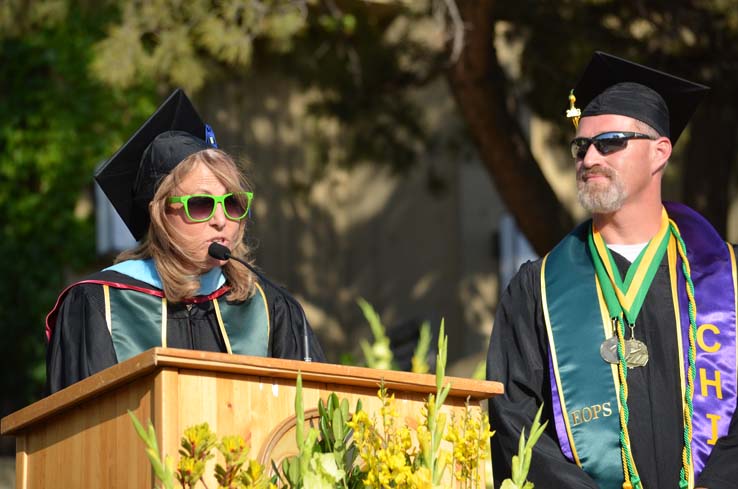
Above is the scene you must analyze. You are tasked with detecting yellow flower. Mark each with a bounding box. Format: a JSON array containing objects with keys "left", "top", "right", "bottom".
[{"left": 412, "top": 466, "right": 432, "bottom": 489}]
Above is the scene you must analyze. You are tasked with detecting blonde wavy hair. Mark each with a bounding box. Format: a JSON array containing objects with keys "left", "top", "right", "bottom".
[{"left": 116, "top": 149, "right": 256, "bottom": 303}]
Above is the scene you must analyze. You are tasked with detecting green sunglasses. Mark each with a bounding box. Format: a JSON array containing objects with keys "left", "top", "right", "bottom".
[{"left": 168, "top": 191, "right": 253, "bottom": 222}]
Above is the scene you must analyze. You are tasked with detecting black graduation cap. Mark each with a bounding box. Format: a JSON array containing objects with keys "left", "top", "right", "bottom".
[
  {"left": 568, "top": 51, "right": 710, "bottom": 144},
  {"left": 95, "top": 89, "right": 217, "bottom": 240}
]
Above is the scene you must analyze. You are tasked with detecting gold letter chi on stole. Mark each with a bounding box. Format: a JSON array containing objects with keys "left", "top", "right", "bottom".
[{"left": 697, "top": 324, "right": 724, "bottom": 445}]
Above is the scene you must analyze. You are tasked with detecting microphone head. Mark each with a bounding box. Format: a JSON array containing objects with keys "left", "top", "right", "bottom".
[{"left": 208, "top": 242, "right": 232, "bottom": 260}]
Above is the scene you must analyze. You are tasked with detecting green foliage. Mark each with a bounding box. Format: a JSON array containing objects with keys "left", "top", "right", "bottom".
[
  {"left": 357, "top": 298, "right": 435, "bottom": 374},
  {"left": 494, "top": 0, "right": 738, "bottom": 146},
  {"left": 0, "top": 0, "right": 68, "bottom": 38},
  {"left": 279, "top": 1, "right": 442, "bottom": 174},
  {"left": 90, "top": 0, "right": 310, "bottom": 92},
  {"left": 278, "top": 372, "right": 352, "bottom": 489},
  {"left": 426, "top": 320, "right": 451, "bottom": 486},
  {"left": 357, "top": 297, "right": 395, "bottom": 371},
  {"left": 86, "top": 1, "right": 455, "bottom": 176},
  {"left": 129, "top": 411, "right": 272, "bottom": 489},
  {"left": 128, "top": 410, "right": 176, "bottom": 489},
  {"left": 348, "top": 323, "right": 494, "bottom": 488},
  {"left": 410, "top": 321, "right": 432, "bottom": 375},
  {"left": 471, "top": 360, "right": 486, "bottom": 381},
  {"left": 0, "top": 2, "right": 156, "bottom": 411},
  {"left": 129, "top": 329, "right": 503, "bottom": 488},
  {"left": 283, "top": 327, "right": 485, "bottom": 488},
  {"left": 444, "top": 399, "right": 493, "bottom": 488},
  {"left": 215, "top": 435, "right": 251, "bottom": 486},
  {"left": 177, "top": 423, "right": 218, "bottom": 487},
  {"left": 213, "top": 433, "right": 273, "bottom": 488},
  {"left": 316, "top": 394, "right": 364, "bottom": 488},
  {"left": 500, "top": 404, "right": 548, "bottom": 489}
]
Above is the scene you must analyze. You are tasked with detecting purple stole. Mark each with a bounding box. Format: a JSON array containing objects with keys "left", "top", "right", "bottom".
[{"left": 668, "top": 202, "right": 737, "bottom": 475}]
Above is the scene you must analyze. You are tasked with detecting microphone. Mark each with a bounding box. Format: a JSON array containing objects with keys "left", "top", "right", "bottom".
[{"left": 208, "top": 242, "right": 312, "bottom": 362}]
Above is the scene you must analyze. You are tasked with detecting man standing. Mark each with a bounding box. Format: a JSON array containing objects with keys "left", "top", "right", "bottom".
[{"left": 487, "top": 52, "right": 738, "bottom": 489}]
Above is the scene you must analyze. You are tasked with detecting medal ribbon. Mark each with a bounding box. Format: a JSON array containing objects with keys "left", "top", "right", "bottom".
[
  {"left": 586, "top": 208, "right": 671, "bottom": 489},
  {"left": 588, "top": 208, "right": 671, "bottom": 325}
]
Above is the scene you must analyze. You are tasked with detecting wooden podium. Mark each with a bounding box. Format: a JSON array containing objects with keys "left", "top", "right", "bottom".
[{"left": 1, "top": 348, "right": 502, "bottom": 488}]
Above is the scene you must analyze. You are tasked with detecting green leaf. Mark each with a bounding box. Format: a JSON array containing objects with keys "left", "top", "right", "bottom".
[
  {"left": 411, "top": 321, "right": 432, "bottom": 374},
  {"left": 357, "top": 297, "right": 394, "bottom": 370},
  {"left": 313, "top": 452, "right": 345, "bottom": 482},
  {"left": 510, "top": 454, "right": 521, "bottom": 483},
  {"left": 522, "top": 447, "right": 532, "bottom": 480},
  {"left": 435, "top": 320, "right": 447, "bottom": 392},
  {"left": 318, "top": 397, "right": 327, "bottom": 418},
  {"left": 285, "top": 457, "right": 300, "bottom": 485},
  {"left": 526, "top": 405, "right": 549, "bottom": 449},
  {"left": 319, "top": 415, "right": 332, "bottom": 450},
  {"left": 127, "top": 411, "right": 174, "bottom": 489},
  {"left": 328, "top": 393, "right": 339, "bottom": 412},
  {"left": 128, "top": 411, "right": 151, "bottom": 444},
  {"left": 295, "top": 372, "right": 304, "bottom": 448},
  {"left": 507, "top": 404, "right": 548, "bottom": 488},
  {"left": 332, "top": 407, "right": 344, "bottom": 442},
  {"left": 517, "top": 426, "right": 526, "bottom": 461},
  {"left": 471, "top": 359, "right": 487, "bottom": 380},
  {"left": 340, "top": 398, "right": 349, "bottom": 423}
]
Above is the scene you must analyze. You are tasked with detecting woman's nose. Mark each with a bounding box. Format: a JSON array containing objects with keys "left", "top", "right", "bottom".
[{"left": 209, "top": 202, "right": 227, "bottom": 227}]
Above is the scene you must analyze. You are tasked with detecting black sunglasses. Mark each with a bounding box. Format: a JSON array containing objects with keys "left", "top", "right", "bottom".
[{"left": 570, "top": 132, "right": 656, "bottom": 159}]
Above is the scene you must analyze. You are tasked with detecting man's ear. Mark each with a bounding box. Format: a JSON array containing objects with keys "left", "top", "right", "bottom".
[{"left": 651, "top": 136, "right": 672, "bottom": 174}]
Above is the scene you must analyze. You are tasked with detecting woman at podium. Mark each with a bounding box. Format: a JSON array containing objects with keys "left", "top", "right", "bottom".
[{"left": 44, "top": 90, "right": 325, "bottom": 394}]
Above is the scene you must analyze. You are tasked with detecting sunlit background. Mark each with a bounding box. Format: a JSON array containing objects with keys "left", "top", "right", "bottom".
[{"left": 2, "top": 1, "right": 738, "bottom": 485}]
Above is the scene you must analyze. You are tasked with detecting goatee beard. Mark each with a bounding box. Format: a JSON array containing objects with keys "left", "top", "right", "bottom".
[{"left": 577, "top": 168, "right": 627, "bottom": 214}]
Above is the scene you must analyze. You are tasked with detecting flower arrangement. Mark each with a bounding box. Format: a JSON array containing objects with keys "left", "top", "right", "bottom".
[
  {"left": 343, "top": 323, "right": 492, "bottom": 489},
  {"left": 129, "top": 414, "right": 272, "bottom": 489},
  {"left": 130, "top": 320, "right": 543, "bottom": 488}
]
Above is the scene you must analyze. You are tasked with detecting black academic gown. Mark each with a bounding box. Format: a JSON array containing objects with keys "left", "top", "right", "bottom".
[
  {"left": 487, "top": 250, "right": 738, "bottom": 489},
  {"left": 46, "top": 270, "right": 326, "bottom": 394}
]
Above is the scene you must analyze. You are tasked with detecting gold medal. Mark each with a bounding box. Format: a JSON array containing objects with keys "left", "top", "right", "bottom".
[
  {"left": 600, "top": 320, "right": 649, "bottom": 367},
  {"left": 625, "top": 339, "right": 649, "bottom": 368},
  {"left": 624, "top": 323, "right": 648, "bottom": 368}
]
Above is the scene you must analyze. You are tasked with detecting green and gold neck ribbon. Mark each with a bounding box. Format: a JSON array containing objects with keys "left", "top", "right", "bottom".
[
  {"left": 587, "top": 208, "right": 674, "bottom": 489},
  {"left": 587, "top": 208, "right": 671, "bottom": 326}
]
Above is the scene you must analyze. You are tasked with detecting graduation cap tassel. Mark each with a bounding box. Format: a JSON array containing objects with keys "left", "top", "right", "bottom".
[{"left": 566, "top": 90, "right": 581, "bottom": 129}]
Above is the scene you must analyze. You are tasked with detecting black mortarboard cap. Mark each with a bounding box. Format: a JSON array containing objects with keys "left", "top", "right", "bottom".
[
  {"left": 569, "top": 51, "right": 709, "bottom": 144},
  {"left": 95, "top": 89, "right": 217, "bottom": 240}
]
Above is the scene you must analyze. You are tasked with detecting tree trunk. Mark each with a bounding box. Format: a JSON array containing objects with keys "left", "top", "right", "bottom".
[{"left": 446, "top": 0, "right": 574, "bottom": 255}]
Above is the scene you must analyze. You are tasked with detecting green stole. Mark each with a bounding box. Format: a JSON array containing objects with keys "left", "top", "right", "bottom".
[
  {"left": 105, "top": 284, "right": 270, "bottom": 362},
  {"left": 542, "top": 222, "right": 622, "bottom": 488}
]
